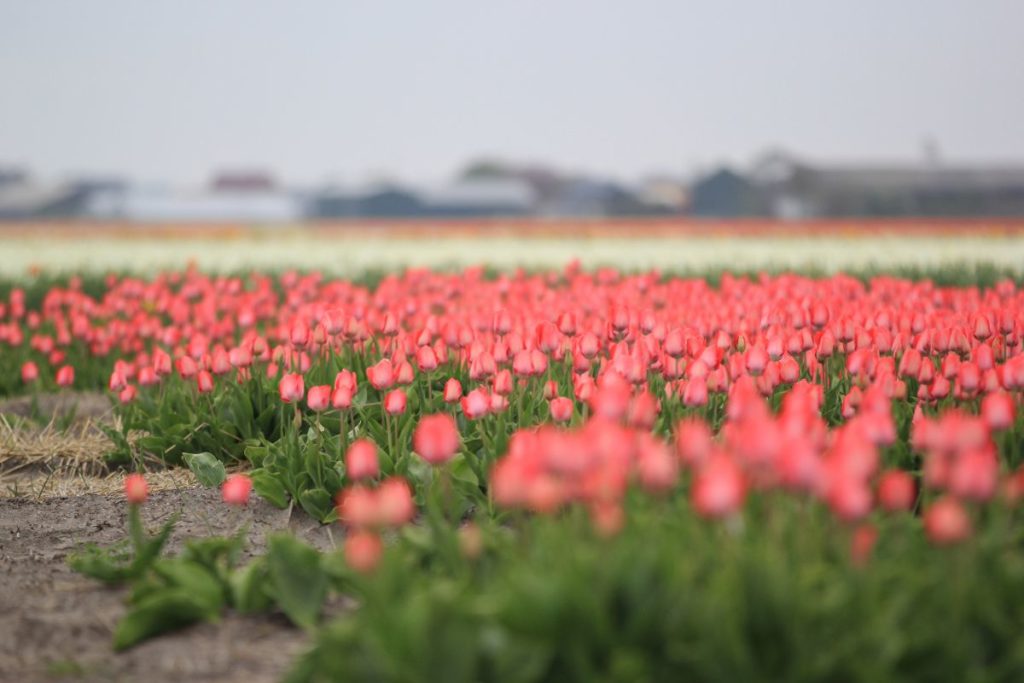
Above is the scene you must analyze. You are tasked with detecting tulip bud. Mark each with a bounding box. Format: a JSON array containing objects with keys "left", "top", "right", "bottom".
[
  {"left": 221, "top": 473, "right": 252, "bottom": 506},
  {"left": 345, "top": 530, "right": 384, "bottom": 573},
  {"left": 345, "top": 439, "right": 380, "bottom": 481},
  {"left": 124, "top": 473, "right": 148, "bottom": 505}
]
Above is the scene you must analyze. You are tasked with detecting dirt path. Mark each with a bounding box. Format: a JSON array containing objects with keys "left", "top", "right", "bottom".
[{"left": 0, "top": 487, "right": 335, "bottom": 683}]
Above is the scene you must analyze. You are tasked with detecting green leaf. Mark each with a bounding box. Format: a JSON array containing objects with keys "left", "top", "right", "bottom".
[
  {"left": 231, "top": 558, "right": 273, "bottom": 613},
  {"left": 183, "top": 451, "right": 227, "bottom": 487},
  {"left": 134, "top": 515, "right": 178, "bottom": 571},
  {"left": 68, "top": 514, "right": 178, "bottom": 585},
  {"left": 244, "top": 442, "right": 270, "bottom": 467},
  {"left": 152, "top": 558, "right": 227, "bottom": 614},
  {"left": 181, "top": 533, "right": 246, "bottom": 574},
  {"left": 298, "top": 487, "right": 335, "bottom": 522},
  {"left": 450, "top": 454, "right": 479, "bottom": 486},
  {"left": 113, "top": 590, "right": 210, "bottom": 651},
  {"left": 266, "top": 534, "right": 327, "bottom": 631},
  {"left": 68, "top": 541, "right": 135, "bottom": 584},
  {"left": 250, "top": 468, "right": 290, "bottom": 508}
]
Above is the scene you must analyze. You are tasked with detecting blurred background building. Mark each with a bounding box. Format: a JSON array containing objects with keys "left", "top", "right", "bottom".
[
  {"left": 4, "top": 148, "right": 1024, "bottom": 222},
  {"left": 690, "top": 150, "right": 1024, "bottom": 219}
]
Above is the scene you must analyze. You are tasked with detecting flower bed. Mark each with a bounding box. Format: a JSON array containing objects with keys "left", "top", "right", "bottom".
[{"left": 2, "top": 264, "right": 1024, "bottom": 682}]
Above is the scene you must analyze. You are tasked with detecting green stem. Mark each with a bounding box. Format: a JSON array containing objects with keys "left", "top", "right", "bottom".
[{"left": 128, "top": 504, "right": 145, "bottom": 552}]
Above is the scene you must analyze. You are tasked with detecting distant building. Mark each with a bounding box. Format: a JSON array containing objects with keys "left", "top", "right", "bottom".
[
  {"left": 309, "top": 185, "right": 424, "bottom": 218},
  {"left": 0, "top": 180, "right": 115, "bottom": 219},
  {"left": 210, "top": 171, "right": 278, "bottom": 193},
  {"left": 0, "top": 167, "right": 30, "bottom": 189},
  {"left": 690, "top": 150, "right": 1024, "bottom": 219},
  {"left": 637, "top": 177, "right": 689, "bottom": 214},
  {"left": 545, "top": 179, "right": 673, "bottom": 217},
  {"left": 689, "top": 169, "right": 764, "bottom": 217},
  {"left": 309, "top": 179, "right": 536, "bottom": 219},
  {"left": 419, "top": 179, "right": 535, "bottom": 217},
  {"left": 86, "top": 187, "right": 302, "bottom": 223}
]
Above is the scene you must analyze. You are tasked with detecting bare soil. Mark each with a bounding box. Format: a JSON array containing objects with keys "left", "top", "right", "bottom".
[
  {"left": 0, "top": 483, "right": 336, "bottom": 682},
  {"left": 0, "top": 391, "right": 113, "bottom": 426}
]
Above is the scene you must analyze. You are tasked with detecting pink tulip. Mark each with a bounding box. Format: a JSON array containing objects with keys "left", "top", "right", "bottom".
[
  {"left": 344, "top": 530, "right": 383, "bottom": 574},
  {"left": 55, "top": 365, "right": 75, "bottom": 388},
  {"left": 443, "top": 378, "right": 463, "bottom": 403},
  {"left": 549, "top": 396, "right": 573, "bottom": 423},
  {"left": 413, "top": 413, "right": 460, "bottom": 465},
  {"left": 924, "top": 497, "right": 972, "bottom": 545},
  {"left": 221, "top": 473, "right": 252, "bottom": 506},
  {"left": 279, "top": 373, "right": 305, "bottom": 403},
  {"left": 196, "top": 370, "right": 214, "bottom": 394},
  {"left": 124, "top": 474, "right": 148, "bottom": 505},
  {"left": 383, "top": 388, "right": 407, "bottom": 416},
  {"left": 877, "top": 469, "right": 916, "bottom": 512},
  {"left": 692, "top": 455, "right": 745, "bottom": 519},
  {"left": 367, "top": 359, "right": 395, "bottom": 390},
  {"left": 345, "top": 439, "right": 379, "bottom": 481},
  {"left": 21, "top": 361, "right": 38, "bottom": 384},
  {"left": 307, "top": 384, "right": 331, "bottom": 412}
]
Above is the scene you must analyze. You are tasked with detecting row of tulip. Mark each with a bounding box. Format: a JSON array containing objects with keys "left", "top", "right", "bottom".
[{"left": 3, "top": 265, "right": 1024, "bottom": 680}]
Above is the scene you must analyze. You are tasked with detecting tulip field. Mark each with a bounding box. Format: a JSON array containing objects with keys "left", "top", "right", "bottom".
[{"left": 3, "top": 236, "right": 1024, "bottom": 681}]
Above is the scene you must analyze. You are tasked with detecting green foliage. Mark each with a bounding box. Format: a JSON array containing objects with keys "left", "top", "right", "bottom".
[
  {"left": 266, "top": 535, "right": 329, "bottom": 631},
  {"left": 291, "top": 504, "right": 1024, "bottom": 683},
  {"left": 113, "top": 589, "right": 215, "bottom": 651},
  {"left": 183, "top": 451, "right": 227, "bottom": 487},
  {"left": 69, "top": 516, "right": 339, "bottom": 650},
  {"left": 68, "top": 509, "right": 177, "bottom": 584}
]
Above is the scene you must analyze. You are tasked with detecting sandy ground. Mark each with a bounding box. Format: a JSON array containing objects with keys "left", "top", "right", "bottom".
[
  {"left": 0, "top": 394, "right": 337, "bottom": 682},
  {"left": 0, "top": 487, "right": 336, "bottom": 683}
]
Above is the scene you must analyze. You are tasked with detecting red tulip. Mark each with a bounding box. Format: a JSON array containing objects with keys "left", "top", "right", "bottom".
[
  {"left": 924, "top": 497, "right": 972, "bottom": 545},
  {"left": 124, "top": 473, "right": 148, "bottom": 505},
  {"left": 153, "top": 349, "right": 172, "bottom": 376},
  {"left": 344, "top": 530, "right": 383, "bottom": 573},
  {"left": 108, "top": 368, "right": 127, "bottom": 392},
  {"left": 196, "top": 370, "right": 214, "bottom": 394},
  {"left": 228, "top": 346, "right": 252, "bottom": 369},
  {"left": 211, "top": 349, "right": 232, "bottom": 375},
  {"left": 493, "top": 369, "right": 513, "bottom": 396},
  {"left": 877, "top": 469, "right": 916, "bottom": 512},
  {"left": 345, "top": 439, "right": 379, "bottom": 481},
  {"left": 461, "top": 388, "right": 490, "bottom": 420},
  {"left": 383, "top": 388, "right": 407, "bottom": 415},
  {"left": 413, "top": 413, "right": 460, "bottom": 465},
  {"left": 334, "top": 369, "right": 358, "bottom": 393},
  {"left": 176, "top": 356, "right": 198, "bottom": 379},
  {"left": 549, "top": 396, "right": 573, "bottom": 423},
  {"left": 981, "top": 392, "right": 1015, "bottom": 431},
  {"left": 443, "top": 378, "right": 463, "bottom": 403},
  {"left": 692, "top": 455, "right": 745, "bottom": 519},
  {"left": 850, "top": 523, "right": 878, "bottom": 567},
  {"left": 367, "top": 359, "right": 395, "bottom": 390},
  {"left": 682, "top": 377, "right": 708, "bottom": 407},
  {"left": 415, "top": 345, "right": 438, "bottom": 372},
  {"left": 826, "top": 475, "right": 873, "bottom": 522},
  {"left": 20, "top": 361, "right": 38, "bottom": 384},
  {"left": 289, "top": 319, "right": 310, "bottom": 348},
  {"left": 55, "top": 365, "right": 75, "bottom": 387},
  {"left": 395, "top": 360, "right": 415, "bottom": 385},
  {"left": 337, "top": 485, "right": 378, "bottom": 528},
  {"left": 307, "top": 384, "right": 331, "bottom": 412},
  {"left": 375, "top": 477, "right": 416, "bottom": 526},
  {"left": 279, "top": 373, "right": 305, "bottom": 403},
  {"left": 221, "top": 473, "right": 252, "bottom": 506}
]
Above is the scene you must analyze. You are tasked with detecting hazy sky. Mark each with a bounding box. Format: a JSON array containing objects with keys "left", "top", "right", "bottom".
[{"left": 2, "top": 1, "right": 1023, "bottom": 186}]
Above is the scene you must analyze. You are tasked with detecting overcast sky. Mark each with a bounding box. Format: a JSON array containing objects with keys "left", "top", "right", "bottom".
[{"left": 2, "top": 1, "right": 1023, "bottom": 186}]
